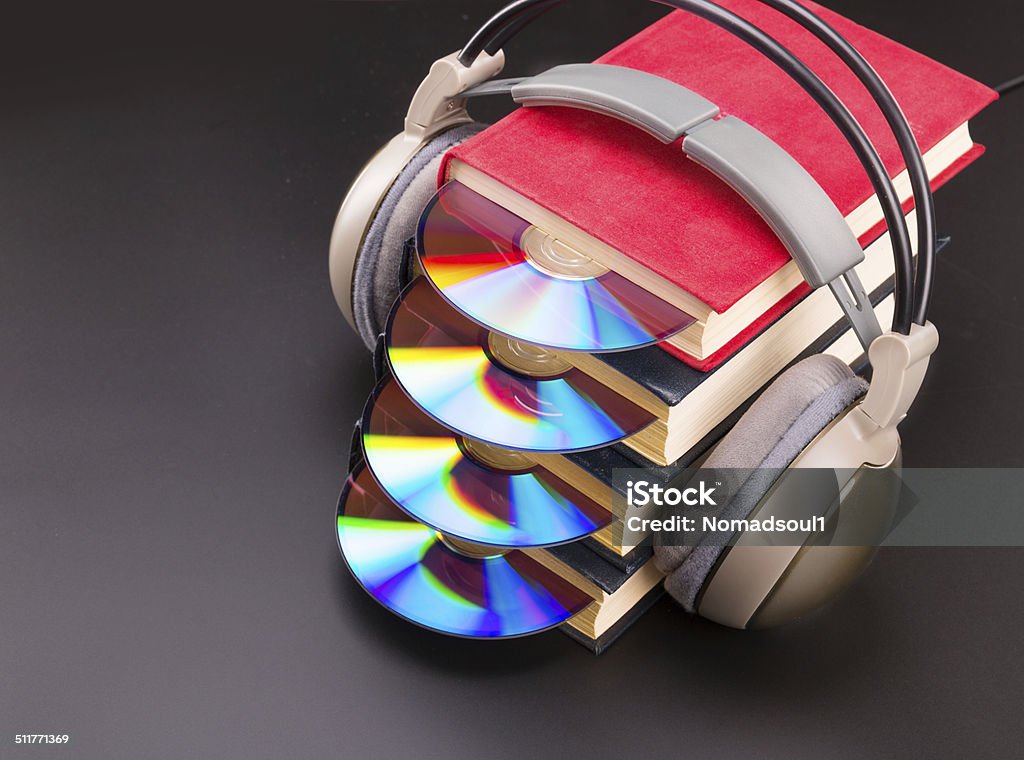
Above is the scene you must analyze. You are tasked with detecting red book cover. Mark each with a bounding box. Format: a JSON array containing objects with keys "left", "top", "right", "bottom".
[{"left": 441, "top": 0, "right": 996, "bottom": 370}]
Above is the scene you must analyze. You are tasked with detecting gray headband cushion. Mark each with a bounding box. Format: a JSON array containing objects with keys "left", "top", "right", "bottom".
[
  {"left": 654, "top": 354, "right": 869, "bottom": 612},
  {"left": 352, "top": 122, "right": 486, "bottom": 350}
]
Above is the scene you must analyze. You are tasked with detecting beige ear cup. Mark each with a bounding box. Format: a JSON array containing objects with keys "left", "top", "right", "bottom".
[
  {"left": 696, "top": 423, "right": 902, "bottom": 630},
  {"left": 330, "top": 49, "right": 505, "bottom": 343},
  {"left": 737, "top": 448, "right": 902, "bottom": 629},
  {"left": 654, "top": 355, "right": 903, "bottom": 628},
  {"left": 348, "top": 124, "right": 485, "bottom": 349},
  {"left": 331, "top": 132, "right": 427, "bottom": 334},
  {"left": 330, "top": 124, "right": 485, "bottom": 348}
]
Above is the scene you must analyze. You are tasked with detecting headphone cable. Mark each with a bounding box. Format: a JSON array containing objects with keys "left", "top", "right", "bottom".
[{"left": 995, "top": 73, "right": 1024, "bottom": 97}]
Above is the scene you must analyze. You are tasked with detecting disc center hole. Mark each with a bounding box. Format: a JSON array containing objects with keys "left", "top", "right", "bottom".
[
  {"left": 459, "top": 437, "right": 534, "bottom": 471},
  {"left": 438, "top": 533, "right": 510, "bottom": 559},
  {"left": 520, "top": 227, "right": 609, "bottom": 280},
  {"left": 486, "top": 333, "right": 572, "bottom": 378}
]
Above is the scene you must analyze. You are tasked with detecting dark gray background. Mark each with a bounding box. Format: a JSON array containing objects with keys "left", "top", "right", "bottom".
[{"left": 1, "top": 2, "right": 1021, "bottom": 757}]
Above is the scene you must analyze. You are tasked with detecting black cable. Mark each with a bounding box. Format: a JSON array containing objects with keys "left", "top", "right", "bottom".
[
  {"left": 995, "top": 73, "right": 1024, "bottom": 96},
  {"left": 761, "top": 0, "right": 934, "bottom": 324},
  {"left": 459, "top": 0, "right": 919, "bottom": 334},
  {"left": 483, "top": 0, "right": 559, "bottom": 55},
  {"left": 460, "top": 0, "right": 552, "bottom": 64}
]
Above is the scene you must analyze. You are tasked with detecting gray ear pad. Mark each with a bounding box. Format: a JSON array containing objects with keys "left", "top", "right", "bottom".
[
  {"left": 352, "top": 122, "right": 486, "bottom": 350},
  {"left": 654, "top": 354, "right": 870, "bottom": 612}
]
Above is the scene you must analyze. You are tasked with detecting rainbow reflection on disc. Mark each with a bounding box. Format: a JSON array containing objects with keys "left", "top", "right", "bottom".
[
  {"left": 361, "top": 379, "right": 612, "bottom": 547},
  {"left": 385, "top": 278, "right": 657, "bottom": 452},
  {"left": 336, "top": 466, "right": 594, "bottom": 638},
  {"left": 416, "top": 181, "right": 696, "bottom": 352}
]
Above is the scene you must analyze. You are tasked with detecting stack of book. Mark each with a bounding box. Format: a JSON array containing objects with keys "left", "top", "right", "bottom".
[{"left": 336, "top": 0, "right": 995, "bottom": 653}]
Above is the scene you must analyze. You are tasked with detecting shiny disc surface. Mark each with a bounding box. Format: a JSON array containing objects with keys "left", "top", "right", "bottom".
[
  {"left": 336, "top": 466, "right": 594, "bottom": 638},
  {"left": 416, "top": 181, "right": 695, "bottom": 352},
  {"left": 361, "top": 379, "right": 612, "bottom": 547},
  {"left": 385, "top": 278, "right": 657, "bottom": 452}
]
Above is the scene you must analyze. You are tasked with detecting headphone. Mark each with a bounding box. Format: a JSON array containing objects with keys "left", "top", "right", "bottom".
[{"left": 330, "top": 0, "right": 941, "bottom": 629}]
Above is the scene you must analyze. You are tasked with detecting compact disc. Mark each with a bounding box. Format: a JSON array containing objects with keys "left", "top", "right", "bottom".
[
  {"left": 385, "top": 278, "right": 657, "bottom": 452},
  {"left": 361, "top": 379, "right": 612, "bottom": 547},
  {"left": 337, "top": 466, "right": 594, "bottom": 638},
  {"left": 416, "top": 180, "right": 696, "bottom": 352}
]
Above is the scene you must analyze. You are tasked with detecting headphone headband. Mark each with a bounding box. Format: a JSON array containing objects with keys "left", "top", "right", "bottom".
[
  {"left": 459, "top": 0, "right": 939, "bottom": 335},
  {"left": 462, "top": 62, "right": 882, "bottom": 348}
]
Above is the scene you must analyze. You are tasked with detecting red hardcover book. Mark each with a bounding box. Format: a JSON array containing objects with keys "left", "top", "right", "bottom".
[{"left": 440, "top": 0, "right": 996, "bottom": 370}]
